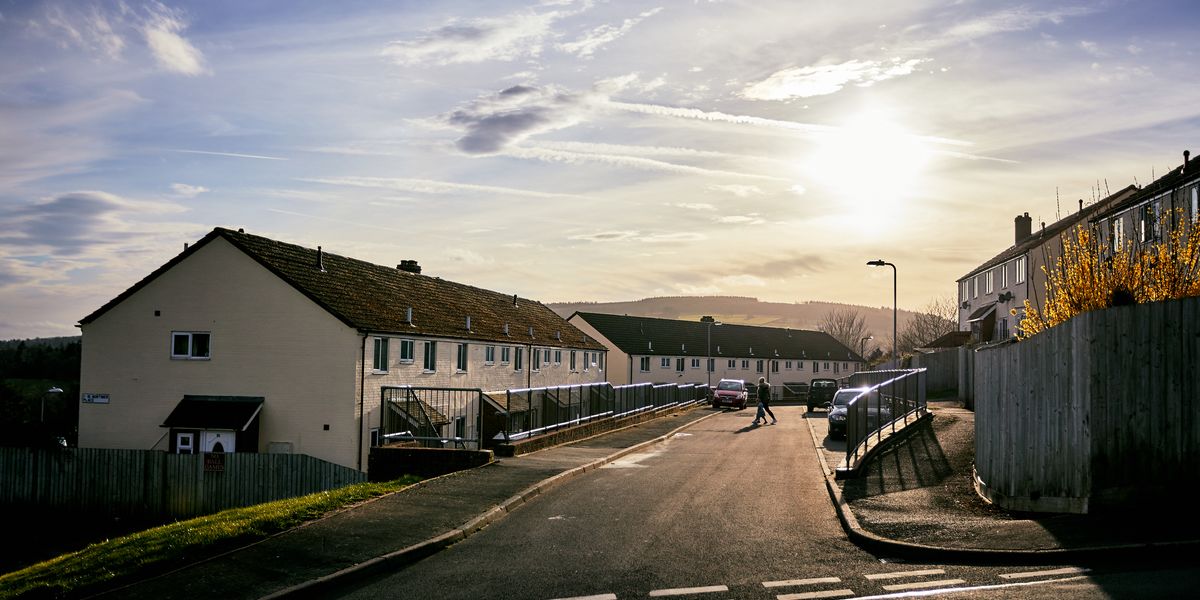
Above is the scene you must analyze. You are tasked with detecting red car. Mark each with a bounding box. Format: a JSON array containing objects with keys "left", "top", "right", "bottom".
[{"left": 711, "top": 379, "right": 748, "bottom": 410}]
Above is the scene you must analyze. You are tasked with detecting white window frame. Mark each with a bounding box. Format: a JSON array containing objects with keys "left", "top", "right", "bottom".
[
  {"left": 973, "top": 276, "right": 979, "bottom": 298},
  {"left": 514, "top": 348, "right": 523, "bottom": 371},
  {"left": 484, "top": 345, "right": 496, "bottom": 365},
  {"left": 501, "top": 346, "right": 511, "bottom": 364},
  {"left": 171, "top": 331, "right": 211, "bottom": 360},
  {"left": 675, "top": 358, "right": 684, "bottom": 372},
  {"left": 985, "top": 270, "right": 994, "bottom": 294},
  {"left": 707, "top": 358, "right": 715, "bottom": 372},
  {"left": 661, "top": 357, "right": 671, "bottom": 368},
  {"left": 372, "top": 337, "right": 388, "bottom": 372},
  {"left": 423, "top": 341, "right": 437, "bottom": 372},
  {"left": 1016, "top": 256, "right": 1026, "bottom": 284},
  {"left": 1192, "top": 186, "right": 1199, "bottom": 222},
  {"left": 570, "top": 350, "right": 577, "bottom": 371},
  {"left": 554, "top": 350, "right": 562, "bottom": 365},
  {"left": 727, "top": 359, "right": 736, "bottom": 369},
  {"left": 639, "top": 356, "right": 650, "bottom": 372},
  {"left": 176, "top": 432, "right": 194, "bottom": 454},
  {"left": 456, "top": 343, "right": 468, "bottom": 373},
  {"left": 1001, "top": 262, "right": 1009, "bottom": 289},
  {"left": 399, "top": 339, "right": 415, "bottom": 363},
  {"left": 690, "top": 358, "right": 700, "bottom": 369},
  {"left": 532, "top": 348, "right": 542, "bottom": 372},
  {"left": 756, "top": 360, "right": 764, "bottom": 373},
  {"left": 771, "top": 360, "right": 779, "bottom": 373}
]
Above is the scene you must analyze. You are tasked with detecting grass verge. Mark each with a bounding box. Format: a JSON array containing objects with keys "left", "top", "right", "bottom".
[{"left": 0, "top": 475, "right": 421, "bottom": 600}]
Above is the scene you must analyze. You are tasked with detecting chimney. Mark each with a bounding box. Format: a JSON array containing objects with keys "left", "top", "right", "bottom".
[
  {"left": 1185, "top": 150, "right": 1191, "bottom": 173},
  {"left": 466, "top": 316, "right": 472, "bottom": 331},
  {"left": 1014, "top": 213, "right": 1033, "bottom": 244},
  {"left": 397, "top": 260, "right": 421, "bottom": 274},
  {"left": 317, "top": 246, "right": 325, "bottom": 272},
  {"left": 512, "top": 294, "right": 518, "bottom": 307},
  {"left": 503, "top": 323, "right": 510, "bottom": 336},
  {"left": 405, "top": 307, "right": 413, "bottom": 324},
  {"left": 1079, "top": 199, "right": 1083, "bottom": 213}
]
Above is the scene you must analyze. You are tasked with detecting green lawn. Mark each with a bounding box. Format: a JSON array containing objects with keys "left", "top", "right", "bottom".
[{"left": 0, "top": 476, "right": 421, "bottom": 600}]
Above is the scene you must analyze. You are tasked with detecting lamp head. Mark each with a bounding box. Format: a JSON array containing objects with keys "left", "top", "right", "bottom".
[{"left": 867, "top": 259, "right": 886, "bottom": 266}]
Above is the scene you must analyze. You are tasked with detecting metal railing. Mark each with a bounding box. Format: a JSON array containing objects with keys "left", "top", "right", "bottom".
[
  {"left": 498, "top": 381, "right": 709, "bottom": 442},
  {"left": 380, "top": 386, "right": 484, "bottom": 450},
  {"left": 842, "top": 368, "right": 927, "bottom": 466}
]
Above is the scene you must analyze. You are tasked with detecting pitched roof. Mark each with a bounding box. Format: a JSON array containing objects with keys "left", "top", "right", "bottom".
[
  {"left": 81, "top": 228, "right": 605, "bottom": 350},
  {"left": 1092, "top": 155, "right": 1200, "bottom": 221},
  {"left": 919, "top": 330, "right": 972, "bottom": 350},
  {"left": 572, "top": 312, "right": 863, "bottom": 362},
  {"left": 957, "top": 185, "right": 1138, "bottom": 281}
]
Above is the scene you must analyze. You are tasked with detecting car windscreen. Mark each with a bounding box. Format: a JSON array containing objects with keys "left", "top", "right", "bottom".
[
  {"left": 831, "top": 390, "right": 861, "bottom": 406},
  {"left": 716, "top": 381, "right": 742, "bottom": 391},
  {"left": 813, "top": 381, "right": 837, "bottom": 388}
]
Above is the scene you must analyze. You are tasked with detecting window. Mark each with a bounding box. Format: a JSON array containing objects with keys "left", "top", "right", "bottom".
[
  {"left": 785, "top": 361, "right": 792, "bottom": 370},
  {"left": 834, "top": 362, "right": 840, "bottom": 374},
  {"left": 456, "top": 343, "right": 468, "bottom": 372},
  {"left": 369, "top": 428, "right": 379, "bottom": 447},
  {"left": 544, "top": 349, "right": 551, "bottom": 364},
  {"left": 501, "top": 346, "right": 511, "bottom": 364},
  {"left": 639, "top": 356, "right": 650, "bottom": 372},
  {"left": 400, "top": 339, "right": 415, "bottom": 363},
  {"left": 690, "top": 358, "right": 700, "bottom": 369},
  {"left": 1001, "top": 263, "right": 1009, "bottom": 289},
  {"left": 727, "top": 359, "right": 736, "bottom": 369},
  {"left": 771, "top": 360, "right": 779, "bottom": 373},
  {"left": 454, "top": 416, "right": 465, "bottom": 439},
  {"left": 1192, "top": 186, "right": 1199, "bottom": 222},
  {"left": 824, "top": 361, "right": 830, "bottom": 370},
  {"left": 583, "top": 352, "right": 590, "bottom": 370},
  {"left": 707, "top": 358, "right": 715, "bottom": 372},
  {"left": 674, "top": 357, "right": 684, "bottom": 372},
  {"left": 1111, "top": 218, "right": 1124, "bottom": 253},
  {"left": 985, "top": 270, "right": 994, "bottom": 294},
  {"left": 171, "top": 332, "right": 210, "bottom": 360},
  {"left": 485, "top": 345, "right": 496, "bottom": 365},
  {"left": 533, "top": 348, "right": 541, "bottom": 372},
  {"left": 1016, "top": 256, "right": 1026, "bottom": 284},
  {"left": 798, "top": 361, "right": 804, "bottom": 370},
  {"left": 741, "top": 360, "right": 749, "bottom": 369},
  {"left": 554, "top": 350, "right": 562, "bottom": 364},
  {"left": 423, "top": 341, "right": 437, "bottom": 372},
  {"left": 598, "top": 353, "right": 604, "bottom": 371},
  {"left": 372, "top": 337, "right": 388, "bottom": 372},
  {"left": 1000, "top": 317, "right": 1010, "bottom": 339},
  {"left": 813, "top": 361, "right": 819, "bottom": 373},
  {"left": 756, "top": 360, "right": 764, "bottom": 373},
  {"left": 570, "top": 350, "right": 577, "bottom": 371},
  {"left": 176, "top": 432, "right": 194, "bottom": 454},
  {"left": 973, "top": 276, "right": 978, "bottom": 298},
  {"left": 514, "top": 348, "right": 523, "bottom": 371},
  {"left": 661, "top": 357, "right": 671, "bottom": 368}
]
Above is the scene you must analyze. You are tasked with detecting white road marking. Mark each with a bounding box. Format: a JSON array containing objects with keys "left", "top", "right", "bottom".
[
  {"left": 851, "top": 575, "right": 1091, "bottom": 599},
  {"left": 763, "top": 577, "right": 842, "bottom": 588},
  {"left": 648, "top": 585, "right": 729, "bottom": 596},
  {"left": 673, "top": 432, "right": 693, "bottom": 438},
  {"left": 1000, "top": 566, "right": 1090, "bottom": 579},
  {"left": 880, "top": 578, "right": 966, "bottom": 592},
  {"left": 777, "top": 590, "right": 856, "bottom": 600},
  {"left": 601, "top": 448, "right": 665, "bottom": 469},
  {"left": 864, "top": 568, "right": 946, "bottom": 580},
  {"left": 549, "top": 595, "right": 617, "bottom": 600}
]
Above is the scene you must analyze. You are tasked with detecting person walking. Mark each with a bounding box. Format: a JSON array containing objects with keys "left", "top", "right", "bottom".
[{"left": 752, "top": 376, "right": 777, "bottom": 425}]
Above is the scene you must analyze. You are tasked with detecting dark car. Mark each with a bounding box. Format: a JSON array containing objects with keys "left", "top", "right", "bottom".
[
  {"left": 827, "top": 387, "right": 890, "bottom": 439},
  {"left": 807, "top": 378, "right": 840, "bottom": 412},
  {"left": 711, "top": 378, "right": 748, "bottom": 410}
]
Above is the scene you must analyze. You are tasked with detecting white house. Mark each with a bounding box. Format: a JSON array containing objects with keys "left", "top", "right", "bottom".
[
  {"left": 568, "top": 312, "right": 863, "bottom": 392},
  {"left": 78, "top": 227, "right": 606, "bottom": 471}
]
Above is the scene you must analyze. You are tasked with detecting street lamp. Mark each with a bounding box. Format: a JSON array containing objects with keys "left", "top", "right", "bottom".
[
  {"left": 701, "top": 316, "right": 722, "bottom": 388},
  {"left": 860, "top": 335, "right": 873, "bottom": 361},
  {"left": 867, "top": 259, "right": 897, "bottom": 365}
]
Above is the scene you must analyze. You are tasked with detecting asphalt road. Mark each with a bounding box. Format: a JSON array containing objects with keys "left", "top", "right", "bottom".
[{"left": 335, "top": 406, "right": 1199, "bottom": 600}]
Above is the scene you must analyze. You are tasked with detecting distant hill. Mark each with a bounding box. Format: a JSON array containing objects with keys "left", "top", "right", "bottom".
[
  {"left": 0, "top": 336, "right": 81, "bottom": 350},
  {"left": 548, "top": 296, "right": 919, "bottom": 353}
]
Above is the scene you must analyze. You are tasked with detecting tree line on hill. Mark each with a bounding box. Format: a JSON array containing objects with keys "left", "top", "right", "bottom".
[{"left": 0, "top": 336, "right": 81, "bottom": 447}]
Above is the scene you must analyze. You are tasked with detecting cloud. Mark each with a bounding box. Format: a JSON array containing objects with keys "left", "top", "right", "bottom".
[
  {"left": 170, "top": 149, "right": 287, "bottom": 161},
  {"left": 171, "top": 183, "right": 209, "bottom": 197},
  {"left": 742, "top": 58, "right": 930, "bottom": 101},
  {"left": 1079, "top": 40, "right": 1105, "bottom": 57},
  {"left": 0, "top": 191, "right": 184, "bottom": 256},
  {"left": 504, "top": 146, "right": 788, "bottom": 181},
  {"left": 559, "top": 7, "right": 663, "bottom": 58},
  {"left": 568, "top": 230, "right": 705, "bottom": 244},
  {"left": 29, "top": 1, "right": 207, "bottom": 75},
  {"left": 140, "top": 2, "right": 209, "bottom": 75},
  {"left": 383, "top": 10, "right": 561, "bottom": 66},
  {"left": 710, "top": 184, "right": 764, "bottom": 198},
  {"left": 569, "top": 230, "right": 640, "bottom": 242},
  {"left": 595, "top": 72, "right": 667, "bottom": 95},
  {"left": 670, "top": 202, "right": 717, "bottom": 211},
  {"left": 714, "top": 214, "right": 765, "bottom": 225},
  {"left": 303, "top": 176, "right": 585, "bottom": 200},
  {"left": 444, "top": 85, "right": 589, "bottom": 154}
]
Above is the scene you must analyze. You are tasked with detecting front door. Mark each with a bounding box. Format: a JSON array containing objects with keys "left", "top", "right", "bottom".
[{"left": 201, "top": 430, "right": 236, "bottom": 453}]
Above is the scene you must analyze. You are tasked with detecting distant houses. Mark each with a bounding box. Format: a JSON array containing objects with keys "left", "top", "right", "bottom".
[
  {"left": 77, "top": 228, "right": 605, "bottom": 471},
  {"left": 568, "top": 312, "right": 864, "bottom": 392}
]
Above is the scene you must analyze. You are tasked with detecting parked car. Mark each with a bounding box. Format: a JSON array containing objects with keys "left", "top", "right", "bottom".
[
  {"left": 827, "top": 387, "right": 890, "bottom": 439},
  {"left": 711, "top": 378, "right": 749, "bottom": 410},
  {"left": 807, "top": 378, "right": 840, "bottom": 412}
]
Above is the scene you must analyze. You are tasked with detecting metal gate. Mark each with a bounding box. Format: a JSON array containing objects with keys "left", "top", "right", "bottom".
[{"left": 379, "top": 387, "right": 484, "bottom": 450}]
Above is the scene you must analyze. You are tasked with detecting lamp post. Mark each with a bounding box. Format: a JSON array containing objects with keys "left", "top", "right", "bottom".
[
  {"left": 867, "top": 260, "right": 897, "bottom": 365},
  {"left": 860, "top": 335, "right": 873, "bottom": 362},
  {"left": 701, "top": 316, "right": 722, "bottom": 388}
]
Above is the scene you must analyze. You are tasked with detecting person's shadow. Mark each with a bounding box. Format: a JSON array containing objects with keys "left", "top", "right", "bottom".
[{"left": 733, "top": 422, "right": 768, "bottom": 434}]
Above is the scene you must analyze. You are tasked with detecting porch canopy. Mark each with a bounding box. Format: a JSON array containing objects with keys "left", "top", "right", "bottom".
[{"left": 161, "top": 395, "right": 264, "bottom": 431}]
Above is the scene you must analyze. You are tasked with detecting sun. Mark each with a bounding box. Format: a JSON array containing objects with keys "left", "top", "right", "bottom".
[{"left": 802, "top": 109, "right": 935, "bottom": 230}]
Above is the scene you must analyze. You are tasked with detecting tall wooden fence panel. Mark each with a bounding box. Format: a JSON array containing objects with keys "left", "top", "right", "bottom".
[
  {"left": 973, "top": 297, "right": 1200, "bottom": 513},
  {"left": 911, "top": 348, "right": 959, "bottom": 394},
  {"left": 0, "top": 449, "right": 365, "bottom": 520}
]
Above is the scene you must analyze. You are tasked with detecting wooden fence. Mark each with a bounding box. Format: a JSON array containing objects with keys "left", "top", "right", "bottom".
[
  {"left": 911, "top": 348, "right": 960, "bottom": 394},
  {"left": 973, "top": 297, "right": 1200, "bottom": 513},
  {"left": 0, "top": 448, "right": 365, "bottom": 520}
]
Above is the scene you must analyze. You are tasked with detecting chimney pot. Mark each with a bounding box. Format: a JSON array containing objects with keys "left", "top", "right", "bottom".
[
  {"left": 397, "top": 260, "right": 421, "bottom": 274},
  {"left": 1014, "top": 213, "right": 1033, "bottom": 244},
  {"left": 317, "top": 246, "right": 325, "bottom": 272},
  {"left": 1079, "top": 198, "right": 1083, "bottom": 212}
]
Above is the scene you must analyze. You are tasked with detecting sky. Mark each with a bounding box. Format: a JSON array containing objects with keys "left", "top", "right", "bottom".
[{"left": 3, "top": 0, "right": 1200, "bottom": 339}]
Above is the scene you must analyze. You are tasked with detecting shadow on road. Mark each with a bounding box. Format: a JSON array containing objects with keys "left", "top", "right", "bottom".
[{"left": 840, "top": 419, "right": 954, "bottom": 500}]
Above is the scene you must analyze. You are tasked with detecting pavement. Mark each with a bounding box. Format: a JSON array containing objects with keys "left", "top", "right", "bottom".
[{"left": 88, "top": 399, "right": 1200, "bottom": 600}]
